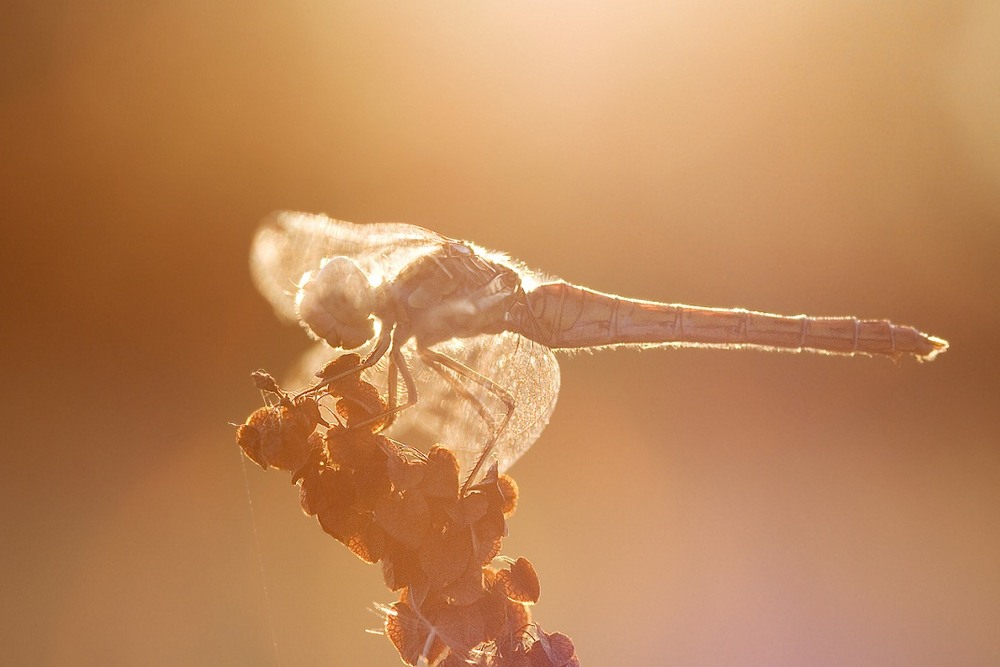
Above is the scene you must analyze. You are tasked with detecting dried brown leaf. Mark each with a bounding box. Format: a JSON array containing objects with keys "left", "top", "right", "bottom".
[
  {"left": 432, "top": 601, "right": 489, "bottom": 657},
  {"left": 387, "top": 453, "right": 427, "bottom": 491},
  {"left": 384, "top": 601, "right": 446, "bottom": 666},
  {"left": 325, "top": 427, "right": 383, "bottom": 470},
  {"left": 375, "top": 491, "right": 431, "bottom": 549},
  {"left": 441, "top": 562, "right": 486, "bottom": 606},
  {"left": 496, "top": 558, "right": 540, "bottom": 604},
  {"left": 421, "top": 446, "right": 460, "bottom": 500},
  {"left": 381, "top": 539, "right": 426, "bottom": 592},
  {"left": 448, "top": 491, "right": 488, "bottom": 527},
  {"left": 336, "top": 381, "right": 388, "bottom": 429},
  {"left": 529, "top": 629, "right": 579, "bottom": 667},
  {"left": 343, "top": 517, "right": 386, "bottom": 564},
  {"left": 419, "top": 526, "right": 473, "bottom": 589},
  {"left": 473, "top": 504, "right": 507, "bottom": 564}
]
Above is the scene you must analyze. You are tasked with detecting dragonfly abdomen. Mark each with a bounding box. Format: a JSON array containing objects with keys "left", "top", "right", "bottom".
[{"left": 520, "top": 282, "right": 948, "bottom": 361}]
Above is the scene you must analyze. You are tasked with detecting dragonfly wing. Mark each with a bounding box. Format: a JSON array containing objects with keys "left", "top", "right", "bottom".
[
  {"left": 395, "top": 332, "right": 561, "bottom": 477},
  {"left": 284, "top": 333, "right": 560, "bottom": 477},
  {"left": 250, "top": 211, "right": 446, "bottom": 323}
]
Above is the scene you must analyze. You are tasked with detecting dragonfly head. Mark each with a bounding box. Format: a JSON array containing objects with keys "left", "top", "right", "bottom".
[{"left": 295, "top": 256, "right": 376, "bottom": 350}]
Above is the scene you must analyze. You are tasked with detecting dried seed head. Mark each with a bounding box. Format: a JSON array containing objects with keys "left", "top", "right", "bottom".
[
  {"left": 236, "top": 396, "right": 323, "bottom": 473},
  {"left": 270, "top": 403, "right": 316, "bottom": 471},
  {"left": 235, "top": 419, "right": 266, "bottom": 469},
  {"left": 250, "top": 369, "right": 281, "bottom": 394},
  {"left": 317, "top": 353, "right": 364, "bottom": 396},
  {"left": 236, "top": 406, "right": 279, "bottom": 469},
  {"left": 497, "top": 474, "right": 519, "bottom": 518}
]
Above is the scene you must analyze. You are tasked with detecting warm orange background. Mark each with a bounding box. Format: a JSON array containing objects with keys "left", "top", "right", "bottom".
[{"left": 3, "top": 3, "right": 998, "bottom": 665}]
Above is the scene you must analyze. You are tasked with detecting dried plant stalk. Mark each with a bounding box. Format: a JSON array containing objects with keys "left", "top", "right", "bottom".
[{"left": 236, "top": 355, "right": 579, "bottom": 666}]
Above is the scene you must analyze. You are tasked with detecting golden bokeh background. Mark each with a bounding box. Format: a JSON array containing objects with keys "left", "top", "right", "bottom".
[{"left": 3, "top": 2, "right": 999, "bottom": 665}]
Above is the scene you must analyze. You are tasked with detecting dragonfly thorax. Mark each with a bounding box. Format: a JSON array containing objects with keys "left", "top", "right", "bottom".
[
  {"left": 295, "top": 256, "right": 377, "bottom": 350},
  {"left": 385, "top": 243, "right": 523, "bottom": 348}
]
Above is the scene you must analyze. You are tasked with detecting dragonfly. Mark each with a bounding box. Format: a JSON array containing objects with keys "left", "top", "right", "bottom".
[{"left": 250, "top": 211, "right": 948, "bottom": 484}]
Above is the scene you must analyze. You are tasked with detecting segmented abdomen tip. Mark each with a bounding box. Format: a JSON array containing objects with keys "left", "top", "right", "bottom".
[{"left": 918, "top": 334, "right": 949, "bottom": 361}]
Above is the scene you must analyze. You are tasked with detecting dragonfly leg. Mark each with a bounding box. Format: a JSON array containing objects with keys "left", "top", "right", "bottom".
[
  {"left": 294, "top": 327, "right": 393, "bottom": 400},
  {"left": 385, "top": 351, "right": 399, "bottom": 428},
  {"left": 349, "top": 342, "right": 419, "bottom": 430},
  {"left": 420, "top": 351, "right": 497, "bottom": 437},
  {"left": 346, "top": 348, "right": 402, "bottom": 431},
  {"left": 418, "top": 347, "right": 515, "bottom": 493}
]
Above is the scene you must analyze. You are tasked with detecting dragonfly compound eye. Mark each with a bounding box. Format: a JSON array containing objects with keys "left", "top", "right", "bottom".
[{"left": 295, "top": 256, "right": 376, "bottom": 350}]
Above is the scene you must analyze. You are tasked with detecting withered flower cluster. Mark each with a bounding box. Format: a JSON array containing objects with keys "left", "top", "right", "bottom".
[{"left": 236, "top": 354, "right": 579, "bottom": 666}]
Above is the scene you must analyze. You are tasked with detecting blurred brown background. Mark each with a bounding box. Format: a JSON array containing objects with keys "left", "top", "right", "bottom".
[{"left": 2, "top": 2, "right": 998, "bottom": 665}]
